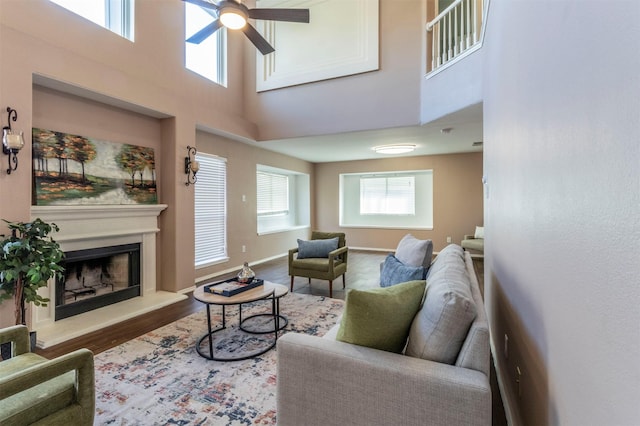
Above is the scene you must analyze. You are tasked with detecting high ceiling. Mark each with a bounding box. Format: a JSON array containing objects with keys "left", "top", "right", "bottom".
[{"left": 250, "top": 103, "right": 483, "bottom": 163}]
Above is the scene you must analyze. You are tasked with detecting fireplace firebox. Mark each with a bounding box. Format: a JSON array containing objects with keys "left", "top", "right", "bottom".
[{"left": 55, "top": 243, "right": 141, "bottom": 320}]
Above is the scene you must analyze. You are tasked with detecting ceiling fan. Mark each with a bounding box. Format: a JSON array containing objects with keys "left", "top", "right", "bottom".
[{"left": 183, "top": 0, "right": 310, "bottom": 55}]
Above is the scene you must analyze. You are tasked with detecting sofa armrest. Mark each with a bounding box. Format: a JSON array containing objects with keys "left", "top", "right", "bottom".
[{"left": 277, "top": 333, "right": 490, "bottom": 426}]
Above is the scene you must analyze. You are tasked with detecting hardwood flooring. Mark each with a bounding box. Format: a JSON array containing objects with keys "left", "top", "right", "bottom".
[{"left": 34, "top": 249, "right": 506, "bottom": 425}]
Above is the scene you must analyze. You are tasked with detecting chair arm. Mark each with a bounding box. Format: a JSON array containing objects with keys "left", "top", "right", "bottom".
[
  {"left": 277, "top": 333, "right": 491, "bottom": 426},
  {"left": 288, "top": 248, "right": 299, "bottom": 274},
  {"left": 327, "top": 245, "right": 348, "bottom": 273},
  {"left": 0, "top": 348, "right": 95, "bottom": 402},
  {"left": 0, "top": 324, "right": 30, "bottom": 356},
  {"left": 463, "top": 234, "right": 475, "bottom": 240}
]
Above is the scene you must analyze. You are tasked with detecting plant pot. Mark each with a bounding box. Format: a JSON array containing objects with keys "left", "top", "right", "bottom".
[{"left": 0, "top": 330, "right": 37, "bottom": 359}]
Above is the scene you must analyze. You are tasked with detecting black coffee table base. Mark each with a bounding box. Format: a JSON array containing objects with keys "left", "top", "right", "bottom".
[{"left": 196, "top": 297, "right": 278, "bottom": 362}]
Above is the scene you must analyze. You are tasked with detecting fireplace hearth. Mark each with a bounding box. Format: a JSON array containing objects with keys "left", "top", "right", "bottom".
[{"left": 56, "top": 243, "right": 141, "bottom": 320}]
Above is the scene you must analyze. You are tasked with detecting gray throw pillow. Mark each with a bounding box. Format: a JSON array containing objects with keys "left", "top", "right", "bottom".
[
  {"left": 297, "top": 237, "right": 339, "bottom": 259},
  {"left": 394, "top": 234, "right": 433, "bottom": 268},
  {"left": 405, "top": 251, "right": 476, "bottom": 364},
  {"left": 380, "top": 254, "right": 426, "bottom": 287}
]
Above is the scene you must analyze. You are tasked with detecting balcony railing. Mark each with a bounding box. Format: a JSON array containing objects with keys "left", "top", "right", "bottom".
[{"left": 426, "top": 0, "right": 484, "bottom": 75}]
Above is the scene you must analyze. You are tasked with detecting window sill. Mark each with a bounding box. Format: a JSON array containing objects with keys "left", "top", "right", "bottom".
[
  {"left": 257, "top": 225, "right": 310, "bottom": 236},
  {"left": 339, "top": 224, "right": 433, "bottom": 230}
]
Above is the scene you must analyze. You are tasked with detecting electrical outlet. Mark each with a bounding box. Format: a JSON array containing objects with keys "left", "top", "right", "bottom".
[
  {"left": 446, "top": 236, "right": 452, "bottom": 243},
  {"left": 504, "top": 334, "right": 509, "bottom": 359},
  {"left": 242, "top": 245, "right": 246, "bottom": 253}
]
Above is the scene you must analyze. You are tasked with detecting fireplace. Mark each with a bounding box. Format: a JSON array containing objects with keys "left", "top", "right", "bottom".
[
  {"left": 30, "top": 204, "right": 187, "bottom": 349},
  {"left": 56, "top": 243, "right": 141, "bottom": 320}
]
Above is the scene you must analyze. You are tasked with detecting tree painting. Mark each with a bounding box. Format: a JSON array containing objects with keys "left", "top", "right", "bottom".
[{"left": 32, "top": 128, "right": 157, "bottom": 205}]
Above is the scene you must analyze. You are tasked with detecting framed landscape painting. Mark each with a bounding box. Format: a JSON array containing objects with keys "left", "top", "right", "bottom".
[{"left": 32, "top": 128, "right": 157, "bottom": 205}]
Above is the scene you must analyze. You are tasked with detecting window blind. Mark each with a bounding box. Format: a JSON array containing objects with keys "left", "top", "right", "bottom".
[
  {"left": 194, "top": 153, "right": 227, "bottom": 267},
  {"left": 360, "top": 176, "right": 416, "bottom": 215},
  {"left": 256, "top": 171, "right": 289, "bottom": 215}
]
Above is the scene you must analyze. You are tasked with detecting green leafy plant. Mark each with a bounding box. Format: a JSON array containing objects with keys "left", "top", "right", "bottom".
[{"left": 0, "top": 218, "right": 65, "bottom": 325}]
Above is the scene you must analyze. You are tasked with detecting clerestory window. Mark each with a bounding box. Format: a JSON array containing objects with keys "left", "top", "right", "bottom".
[
  {"left": 185, "top": 2, "right": 227, "bottom": 86},
  {"left": 50, "top": 0, "right": 134, "bottom": 41}
]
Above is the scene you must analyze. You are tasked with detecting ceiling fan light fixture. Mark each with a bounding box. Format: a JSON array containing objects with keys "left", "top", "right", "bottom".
[
  {"left": 373, "top": 144, "right": 416, "bottom": 155},
  {"left": 220, "top": 6, "right": 247, "bottom": 29}
]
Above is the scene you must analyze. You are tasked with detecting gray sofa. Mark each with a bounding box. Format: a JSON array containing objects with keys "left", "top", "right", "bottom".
[{"left": 277, "top": 245, "right": 491, "bottom": 426}]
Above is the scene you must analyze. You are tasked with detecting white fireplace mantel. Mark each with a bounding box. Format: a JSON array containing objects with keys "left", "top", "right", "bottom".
[{"left": 30, "top": 204, "right": 187, "bottom": 348}]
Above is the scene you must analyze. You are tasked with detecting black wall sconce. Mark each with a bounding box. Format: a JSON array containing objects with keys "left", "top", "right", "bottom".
[
  {"left": 2, "top": 107, "right": 25, "bottom": 174},
  {"left": 185, "top": 145, "right": 200, "bottom": 186}
]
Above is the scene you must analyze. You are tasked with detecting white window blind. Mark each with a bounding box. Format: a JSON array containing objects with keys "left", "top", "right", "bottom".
[
  {"left": 194, "top": 153, "right": 227, "bottom": 267},
  {"left": 360, "top": 176, "right": 416, "bottom": 215},
  {"left": 257, "top": 171, "right": 289, "bottom": 215}
]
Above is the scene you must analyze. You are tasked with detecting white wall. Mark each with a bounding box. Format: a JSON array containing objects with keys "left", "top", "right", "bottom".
[{"left": 483, "top": 1, "right": 640, "bottom": 424}]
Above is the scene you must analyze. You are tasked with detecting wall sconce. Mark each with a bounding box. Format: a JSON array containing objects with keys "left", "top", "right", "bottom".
[
  {"left": 2, "top": 107, "right": 25, "bottom": 174},
  {"left": 185, "top": 145, "right": 200, "bottom": 186}
]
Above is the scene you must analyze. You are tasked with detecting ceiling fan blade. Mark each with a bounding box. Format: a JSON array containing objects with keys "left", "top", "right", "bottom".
[
  {"left": 182, "top": 0, "right": 219, "bottom": 12},
  {"left": 241, "top": 24, "right": 275, "bottom": 55},
  {"left": 248, "top": 8, "right": 310, "bottom": 23},
  {"left": 186, "top": 19, "right": 223, "bottom": 44}
]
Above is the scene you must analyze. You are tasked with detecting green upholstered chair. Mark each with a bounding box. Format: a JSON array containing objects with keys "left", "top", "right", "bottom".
[
  {"left": 0, "top": 325, "right": 95, "bottom": 426},
  {"left": 289, "top": 231, "right": 348, "bottom": 298}
]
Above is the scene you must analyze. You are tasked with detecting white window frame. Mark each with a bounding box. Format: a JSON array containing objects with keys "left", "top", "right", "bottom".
[
  {"left": 340, "top": 170, "right": 433, "bottom": 229},
  {"left": 194, "top": 152, "right": 228, "bottom": 268},
  {"left": 185, "top": 2, "right": 227, "bottom": 86},
  {"left": 49, "top": 0, "right": 134, "bottom": 41},
  {"left": 256, "top": 165, "right": 310, "bottom": 235}
]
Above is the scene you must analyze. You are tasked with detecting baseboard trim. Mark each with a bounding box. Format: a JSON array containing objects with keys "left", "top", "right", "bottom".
[{"left": 490, "top": 335, "right": 517, "bottom": 426}]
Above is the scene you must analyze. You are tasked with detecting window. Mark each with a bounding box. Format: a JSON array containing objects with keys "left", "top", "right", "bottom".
[
  {"left": 257, "top": 171, "right": 289, "bottom": 216},
  {"left": 340, "top": 170, "right": 433, "bottom": 229},
  {"left": 360, "top": 176, "right": 415, "bottom": 215},
  {"left": 194, "top": 153, "right": 227, "bottom": 267},
  {"left": 50, "top": 0, "right": 134, "bottom": 41},
  {"left": 256, "top": 165, "right": 310, "bottom": 235},
  {"left": 185, "top": 2, "right": 227, "bottom": 86}
]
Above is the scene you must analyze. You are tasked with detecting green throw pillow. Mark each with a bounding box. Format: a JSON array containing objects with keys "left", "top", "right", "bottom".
[{"left": 336, "top": 280, "right": 426, "bottom": 353}]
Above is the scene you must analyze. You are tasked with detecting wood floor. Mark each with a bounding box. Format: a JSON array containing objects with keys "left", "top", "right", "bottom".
[{"left": 34, "top": 249, "right": 506, "bottom": 425}]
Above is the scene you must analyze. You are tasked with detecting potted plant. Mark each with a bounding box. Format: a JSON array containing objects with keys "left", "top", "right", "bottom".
[{"left": 0, "top": 218, "right": 64, "bottom": 353}]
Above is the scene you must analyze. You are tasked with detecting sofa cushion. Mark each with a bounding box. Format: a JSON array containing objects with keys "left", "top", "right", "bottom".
[
  {"left": 380, "top": 254, "right": 426, "bottom": 287},
  {"left": 336, "top": 280, "right": 426, "bottom": 353},
  {"left": 406, "top": 249, "right": 477, "bottom": 364},
  {"left": 297, "top": 237, "right": 339, "bottom": 259},
  {"left": 394, "top": 234, "right": 433, "bottom": 268}
]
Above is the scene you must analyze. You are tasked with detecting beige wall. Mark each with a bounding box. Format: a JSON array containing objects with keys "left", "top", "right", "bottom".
[
  {"left": 483, "top": 1, "right": 640, "bottom": 424},
  {"left": 194, "top": 131, "right": 313, "bottom": 282},
  {"left": 315, "top": 152, "right": 483, "bottom": 252}
]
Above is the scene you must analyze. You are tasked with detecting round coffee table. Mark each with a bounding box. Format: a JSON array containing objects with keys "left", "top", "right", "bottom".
[
  {"left": 240, "top": 281, "right": 289, "bottom": 333},
  {"left": 193, "top": 281, "right": 288, "bottom": 361}
]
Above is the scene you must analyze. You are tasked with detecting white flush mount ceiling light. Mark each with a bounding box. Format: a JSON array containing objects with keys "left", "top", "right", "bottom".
[
  {"left": 219, "top": 3, "right": 247, "bottom": 29},
  {"left": 373, "top": 144, "right": 416, "bottom": 155}
]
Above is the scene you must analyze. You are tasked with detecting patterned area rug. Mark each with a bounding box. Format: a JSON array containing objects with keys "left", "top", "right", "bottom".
[{"left": 94, "top": 293, "right": 344, "bottom": 425}]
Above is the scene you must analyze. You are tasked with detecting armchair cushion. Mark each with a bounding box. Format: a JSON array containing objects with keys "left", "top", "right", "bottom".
[
  {"left": 297, "top": 237, "right": 339, "bottom": 259},
  {"left": 336, "top": 280, "right": 426, "bottom": 353},
  {"left": 380, "top": 254, "right": 426, "bottom": 287}
]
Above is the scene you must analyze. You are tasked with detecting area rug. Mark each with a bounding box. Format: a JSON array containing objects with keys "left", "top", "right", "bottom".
[{"left": 94, "top": 293, "right": 344, "bottom": 425}]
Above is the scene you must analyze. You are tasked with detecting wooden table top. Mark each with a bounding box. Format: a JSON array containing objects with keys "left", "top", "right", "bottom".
[{"left": 193, "top": 281, "right": 288, "bottom": 305}]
